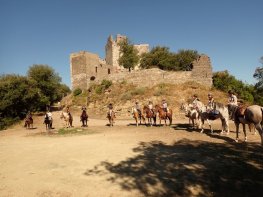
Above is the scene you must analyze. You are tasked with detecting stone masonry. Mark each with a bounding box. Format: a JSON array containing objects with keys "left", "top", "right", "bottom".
[{"left": 70, "top": 34, "right": 213, "bottom": 90}]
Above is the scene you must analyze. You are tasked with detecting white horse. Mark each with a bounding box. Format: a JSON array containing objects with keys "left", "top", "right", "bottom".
[
  {"left": 198, "top": 102, "right": 229, "bottom": 134},
  {"left": 60, "top": 111, "right": 73, "bottom": 128},
  {"left": 181, "top": 103, "right": 200, "bottom": 128}
]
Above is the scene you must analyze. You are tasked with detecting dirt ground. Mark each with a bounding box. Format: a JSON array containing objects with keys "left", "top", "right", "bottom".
[{"left": 0, "top": 111, "right": 262, "bottom": 197}]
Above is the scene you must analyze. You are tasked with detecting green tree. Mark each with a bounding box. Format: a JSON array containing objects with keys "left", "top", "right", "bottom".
[
  {"left": 253, "top": 56, "right": 263, "bottom": 105},
  {"left": 213, "top": 71, "right": 255, "bottom": 103},
  {"left": 118, "top": 38, "right": 139, "bottom": 72},
  {"left": 27, "top": 64, "right": 69, "bottom": 109},
  {"left": 140, "top": 46, "right": 199, "bottom": 71},
  {"left": 0, "top": 74, "right": 40, "bottom": 117}
]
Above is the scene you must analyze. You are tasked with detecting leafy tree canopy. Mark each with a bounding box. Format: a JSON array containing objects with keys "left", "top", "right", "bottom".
[
  {"left": 118, "top": 38, "right": 139, "bottom": 71},
  {"left": 253, "top": 56, "right": 263, "bottom": 105},
  {"left": 213, "top": 71, "right": 255, "bottom": 103},
  {"left": 140, "top": 46, "right": 199, "bottom": 71}
]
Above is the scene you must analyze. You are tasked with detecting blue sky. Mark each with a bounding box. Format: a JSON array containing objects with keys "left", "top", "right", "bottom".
[{"left": 0, "top": 0, "right": 262, "bottom": 87}]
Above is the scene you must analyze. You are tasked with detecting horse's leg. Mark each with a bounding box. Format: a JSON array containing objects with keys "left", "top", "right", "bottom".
[
  {"left": 235, "top": 122, "right": 240, "bottom": 142},
  {"left": 169, "top": 116, "right": 172, "bottom": 126},
  {"left": 207, "top": 119, "right": 213, "bottom": 134},
  {"left": 225, "top": 118, "right": 230, "bottom": 134},
  {"left": 255, "top": 123, "right": 263, "bottom": 146},
  {"left": 242, "top": 123, "right": 247, "bottom": 142},
  {"left": 249, "top": 123, "right": 256, "bottom": 135},
  {"left": 200, "top": 118, "right": 205, "bottom": 133}
]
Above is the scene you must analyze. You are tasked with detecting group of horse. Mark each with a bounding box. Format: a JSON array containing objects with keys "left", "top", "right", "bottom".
[
  {"left": 23, "top": 102, "right": 263, "bottom": 146},
  {"left": 181, "top": 101, "right": 263, "bottom": 146},
  {"left": 131, "top": 104, "right": 173, "bottom": 127},
  {"left": 24, "top": 108, "right": 89, "bottom": 130},
  {"left": 59, "top": 109, "right": 88, "bottom": 128}
]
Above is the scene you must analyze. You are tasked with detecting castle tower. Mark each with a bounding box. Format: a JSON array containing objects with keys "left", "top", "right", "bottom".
[
  {"left": 105, "top": 34, "right": 149, "bottom": 71},
  {"left": 105, "top": 34, "right": 127, "bottom": 70},
  {"left": 191, "top": 55, "right": 213, "bottom": 87}
]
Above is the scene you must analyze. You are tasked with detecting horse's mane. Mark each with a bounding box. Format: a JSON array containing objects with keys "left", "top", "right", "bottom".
[{"left": 214, "top": 102, "right": 226, "bottom": 109}]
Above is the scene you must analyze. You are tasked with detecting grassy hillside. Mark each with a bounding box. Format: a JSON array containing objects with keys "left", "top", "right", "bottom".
[{"left": 61, "top": 81, "right": 231, "bottom": 119}]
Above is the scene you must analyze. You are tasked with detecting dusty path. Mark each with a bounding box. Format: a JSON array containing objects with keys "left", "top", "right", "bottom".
[{"left": 0, "top": 112, "right": 262, "bottom": 197}]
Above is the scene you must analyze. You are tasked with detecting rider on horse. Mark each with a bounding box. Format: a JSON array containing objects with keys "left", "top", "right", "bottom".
[
  {"left": 206, "top": 93, "right": 219, "bottom": 118},
  {"left": 108, "top": 103, "right": 114, "bottom": 117},
  {"left": 148, "top": 101, "right": 154, "bottom": 115},
  {"left": 134, "top": 101, "right": 142, "bottom": 116},
  {"left": 66, "top": 106, "right": 73, "bottom": 120},
  {"left": 162, "top": 99, "right": 168, "bottom": 116},
  {"left": 192, "top": 94, "right": 201, "bottom": 112}
]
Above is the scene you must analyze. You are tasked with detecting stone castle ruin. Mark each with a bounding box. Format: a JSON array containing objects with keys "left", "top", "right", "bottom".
[{"left": 70, "top": 34, "right": 213, "bottom": 90}]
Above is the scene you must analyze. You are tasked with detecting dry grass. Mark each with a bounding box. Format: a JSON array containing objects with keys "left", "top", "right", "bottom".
[{"left": 69, "top": 81, "right": 230, "bottom": 118}]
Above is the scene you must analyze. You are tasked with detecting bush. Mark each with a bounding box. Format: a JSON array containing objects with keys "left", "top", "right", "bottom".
[
  {"left": 101, "top": 79, "right": 112, "bottom": 89},
  {"left": 121, "top": 92, "right": 132, "bottom": 100},
  {"left": 73, "top": 88, "right": 82, "bottom": 96},
  {"left": 131, "top": 87, "right": 146, "bottom": 96},
  {"left": 0, "top": 117, "right": 20, "bottom": 130}
]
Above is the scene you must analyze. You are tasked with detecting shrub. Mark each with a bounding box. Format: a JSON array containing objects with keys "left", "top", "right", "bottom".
[
  {"left": 73, "top": 88, "right": 82, "bottom": 96},
  {"left": 121, "top": 92, "right": 132, "bottom": 100},
  {"left": 101, "top": 79, "right": 112, "bottom": 89},
  {"left": 131, "top": 87, "right": 146, "bottom": 96},
  {"left": 0, "top": 117, "right": 20, "bottom": 130}
]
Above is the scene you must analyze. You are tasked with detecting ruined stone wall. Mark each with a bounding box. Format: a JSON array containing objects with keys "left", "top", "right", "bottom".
[
  {"left": 96, "top": 55, "right": 213, "bottom": 88},
  {"left": 70, "top": 51, "right": 113, "bottom": 90}
]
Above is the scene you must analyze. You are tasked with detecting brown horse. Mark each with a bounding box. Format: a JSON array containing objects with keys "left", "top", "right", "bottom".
[
  {"left": 143, "top": 106, "right": 156, "bottom": 126},
  {"left": 132, "top": 108, "right": 145, "bottom": 126},
  {"left": 228, "top": 104, "right": 263, "bottom": 145},
  {"left": 107, "top": 110, "right": 115, "bottom": 127},
  {"left": 155, "top": 105, "right": 172, "bottom": 126},
  {"left": 24, "top": 115, "right": 33, "bottom": 129},
  {"left": 80, "top": 109, "right": 88, "bottom": 127}
]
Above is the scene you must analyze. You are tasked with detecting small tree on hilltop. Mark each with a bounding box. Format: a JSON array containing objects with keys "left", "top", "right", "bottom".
[
  {"left": 118, "top": 38, "right": 139, "bottom": 72},
  {"left": 253, "top": 56, "right": 263, "bottom": 105}
]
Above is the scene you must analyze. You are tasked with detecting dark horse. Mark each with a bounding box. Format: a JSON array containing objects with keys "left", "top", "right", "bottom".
[
  {"left": 143, "top": 106, "right": 156, "bottom": 126},
  {"left": 107, "top": 110, "right": 115, "bottom": 127},
  {"left": 44, "top": 113, "right": 52, "bottom": 130},
  {"left": 24, "top": 114, "right": 33, "bottom": 129},
  {"left": 155, "top": 105, "right": 173, "bottom": 126},
  {"left": 80, "top": 109, "right": 88, "bottom": 127}
]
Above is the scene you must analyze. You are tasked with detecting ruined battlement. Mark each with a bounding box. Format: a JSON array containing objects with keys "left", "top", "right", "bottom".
[{"left": 70, "top": 34, "right": 213, "bottom": 90}]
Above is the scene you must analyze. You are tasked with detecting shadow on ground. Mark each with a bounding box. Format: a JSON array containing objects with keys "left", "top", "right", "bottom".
[{"left": 85, "top": 139, "right": 263, "bottom": 197}]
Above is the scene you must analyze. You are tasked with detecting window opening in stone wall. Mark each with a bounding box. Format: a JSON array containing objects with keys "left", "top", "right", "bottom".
[
  {"left": 108, "top": 68, "right": 111, "bottom": 74},
  {"left": 95, "top": 67, "right": 97, "bottom": 73},
  {"left": 90, "top": 76, "right": 96, "bottom": 81}
]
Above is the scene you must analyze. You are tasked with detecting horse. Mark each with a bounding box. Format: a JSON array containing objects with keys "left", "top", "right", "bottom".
[
  {"left": 80, "top": 109, "right": 88, "bottom": 127},
  {"left": 44, "top": 113, "right": 52, "bottom": 130},
  {"left": 180, "top": 103, "right": 199, "bottom": 128},
  {"left": 107, "top": 110, "right": 115, "bottom": 127},
  {"left": 154, "top": 105, "right": 172, "bottom": 126},
  {"left": 199, "top": 102, "right": 229, "bottom": 134},
  {"left": 228, "top": 104, "right": 263, "bottom": 145},
  {"left": 131, "top": 108, "right": 145, "bottom": 127},
  {"left": 24, "top": 115, "right": 33, "bottom": 129},
  {"left": 60, "top": 111, "right": 73, "bottom": 128},
  {"left": 142, "top": 106, "right": 156, "bottom": 126}
]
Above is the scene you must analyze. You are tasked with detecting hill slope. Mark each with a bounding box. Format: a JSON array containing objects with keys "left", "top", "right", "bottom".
[{"left": 61, "top": 81, "right": 229, "bottom": 119}]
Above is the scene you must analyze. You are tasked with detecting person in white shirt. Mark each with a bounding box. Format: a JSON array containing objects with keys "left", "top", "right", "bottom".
[{"left": 228, "top": 90, "right": 238, "bottom": 106}]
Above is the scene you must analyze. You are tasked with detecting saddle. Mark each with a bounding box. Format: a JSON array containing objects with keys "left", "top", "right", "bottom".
[
  {"left": 208, "top": 110, "right": 219, "bottom": 120},
  {"left": 236, "top": 105, "right": 247, "bottom": 118}
]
